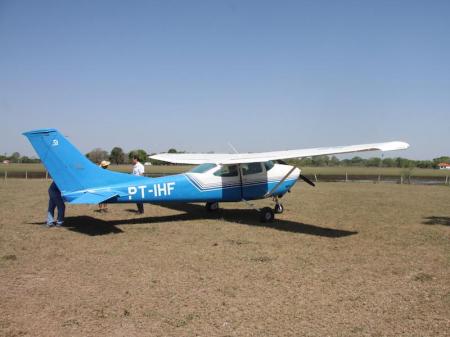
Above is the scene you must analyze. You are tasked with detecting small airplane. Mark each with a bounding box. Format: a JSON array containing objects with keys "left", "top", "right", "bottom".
[{"left": 23, "top": 129, "right": 409, "bottom": 222}]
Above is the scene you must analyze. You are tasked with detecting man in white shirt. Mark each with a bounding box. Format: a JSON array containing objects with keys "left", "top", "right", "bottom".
[{"left": 132, "top": 156, "right": 145, "bottom": 214}]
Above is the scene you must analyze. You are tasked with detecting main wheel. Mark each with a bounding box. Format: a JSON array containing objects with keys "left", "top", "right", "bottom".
[
  {"left": 260, "top": 207, "right": 275, "bottom": 223},
  {"left": 206, "top": 202, "right": 219, "bottom": 212},
  {"left": 274, "top": 203, "right": 284, "bottom": 214}
]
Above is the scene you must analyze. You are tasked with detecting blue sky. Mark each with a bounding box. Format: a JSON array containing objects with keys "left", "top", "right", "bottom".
[{"left": 1, "top": 0, "right": 449, "bottom": 159}]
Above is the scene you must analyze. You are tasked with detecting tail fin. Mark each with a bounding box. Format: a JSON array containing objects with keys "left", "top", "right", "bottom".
[{"left": 23, "top": 128, "right": 139, "bottom": 193}]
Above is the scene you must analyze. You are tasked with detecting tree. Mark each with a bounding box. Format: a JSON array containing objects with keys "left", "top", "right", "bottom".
[
  {"left": 329, "top": 156, "right": 340, "bottom": 166},
  {"left": 312, "top": 155, "right": 329, "bottom": 167},
  {"left": 128, "top": 149, "right": 148, "bottom": 163},
  {"left": 110, "top": 147, "right": 125, "bottom": 165},
  {"left": 20, "top": 156, "right": 31, "bottom": 163},
  {"left": 396, "top": 157, "right": 412, "bottom": 168},
  {"left": 366, "top": 157, "right": 382, "bottom": 167},
  {"left": 416, "top": 160, "right": 433, "bottom": 169},
  {"left": 382, "top": 158, "right": 395, "bottom": 167},
  {"left": 168, "top": 148, "right": 177, "bottom": 153},
  {"left": 350, "top": 156, "right": 363, "bottom": 166},
  {"left": 10, "top": 152, "right": 20, "bottom": 163},
  {"left": 87, "top": 148, "right": 109, "bottom": 164}
]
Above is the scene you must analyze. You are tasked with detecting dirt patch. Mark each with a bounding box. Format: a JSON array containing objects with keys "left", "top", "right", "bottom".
[{"left": 0, "top": 180, "right": 449, "bottom": 336}]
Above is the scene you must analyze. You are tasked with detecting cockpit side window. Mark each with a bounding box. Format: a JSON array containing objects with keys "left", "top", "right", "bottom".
[
  {"left": 242, "top": 162, "right": 263, "bottom": 175},
  {"left": 213, "top": 165, "right": 238, "bottom": 177}
]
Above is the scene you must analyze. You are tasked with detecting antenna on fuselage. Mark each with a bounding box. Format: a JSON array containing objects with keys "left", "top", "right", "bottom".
[{"left": 227, "top": 142, "right": 239, "bottom": 154}]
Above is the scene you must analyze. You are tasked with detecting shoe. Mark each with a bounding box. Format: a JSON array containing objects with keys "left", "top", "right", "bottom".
[
  {"left": 55, "top": 221, "right": 64, "bottom": 227},
  {"left": 45, "top": 222, "right": 55, "bottom": 228}
]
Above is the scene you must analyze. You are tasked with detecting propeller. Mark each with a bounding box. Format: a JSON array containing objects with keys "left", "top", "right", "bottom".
[
  {"left": 275, "top": 160, "right": 315, "bottom": 187},
  {"left": 299, "top": 174, "right": 315, "bottom": 187}
]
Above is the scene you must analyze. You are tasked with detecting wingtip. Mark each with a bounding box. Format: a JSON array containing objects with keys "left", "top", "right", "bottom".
[
  {"left": 397, "top": 141, "right": 410, "bottom": 150},
  {"left": 382, "top": 141, "right": 410, "bottom": 151}
]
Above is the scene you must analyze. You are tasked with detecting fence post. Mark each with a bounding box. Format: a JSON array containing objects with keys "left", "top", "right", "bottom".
[
  {"left": 45, "top": 171, "right": 48, "bottom": 180},
  {"left": 345, "top": 172, "right": 348, "bottom": 182},
  {"left": 446, "top": 175, "right": 448, "bottom": 185},
  {"left": 314, "top": 173, "right": 318, "bottom": 182},
  {"left": 25, "top": 170, "right": 28, "bottom": 180},
  {"left": 378, "top": 174, "right": 381, "bottom": 183},
  {"left": 400, "top": 175, "right": 403, "bottom": 184},
  {"left": 4, "top": 170, "right": 7, "bottom": 183}
]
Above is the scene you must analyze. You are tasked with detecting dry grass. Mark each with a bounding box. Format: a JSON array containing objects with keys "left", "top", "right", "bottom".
[{"left": 0, "top": 179, "right": 449, "bottom": 337}]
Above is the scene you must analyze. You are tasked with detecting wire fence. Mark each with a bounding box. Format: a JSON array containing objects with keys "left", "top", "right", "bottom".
[{"left": 2, "top": 169, "right": 449, "bottom": 186}]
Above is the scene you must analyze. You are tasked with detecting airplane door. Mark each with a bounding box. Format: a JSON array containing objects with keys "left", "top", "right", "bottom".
[
  {"left": 211, "top": 164, "right": 242, "bottom": 201},
  {"left": 241, "top": 162, "right": 268, "bottom": 200}
]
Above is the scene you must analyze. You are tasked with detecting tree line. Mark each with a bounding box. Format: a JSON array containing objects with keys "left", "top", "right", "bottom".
[
  {"left": 84, "top": 147, "right": 180, "bottom": 165},
  {"left": 1, "top": 150, "right": 449, "bottom": 169},
  {"left": 287, "top": 155, "right": 450, "bottom": 169}
]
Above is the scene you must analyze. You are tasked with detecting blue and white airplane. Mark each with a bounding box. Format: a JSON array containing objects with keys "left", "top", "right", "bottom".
[{"left": 23, "top": 129, "right": 409, "bottom": 222}]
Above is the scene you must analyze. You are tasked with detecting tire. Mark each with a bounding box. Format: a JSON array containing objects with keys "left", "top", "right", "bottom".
[
  {"left": 260, "top": 207, "right": 275, "bottom": 223},
  {"left": 206, "top": 202, "right": 219, "bottom": 212},
  {"left": 274, "top": 203, "right": 284, "bottom": 214}
]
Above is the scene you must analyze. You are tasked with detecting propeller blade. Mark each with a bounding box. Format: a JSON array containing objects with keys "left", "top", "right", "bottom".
[{"left": 300, "top": 174, "right": 315, "bottom": 187}]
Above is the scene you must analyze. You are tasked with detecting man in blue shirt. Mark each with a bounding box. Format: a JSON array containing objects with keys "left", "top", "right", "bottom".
[{"left": 47, "top": 181, "right": 65, "bottom": 227}]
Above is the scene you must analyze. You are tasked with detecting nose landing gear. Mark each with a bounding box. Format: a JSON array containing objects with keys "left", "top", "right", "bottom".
[
  {"left": 274, "top": 203, "right": 284, "bottom": 214},
  {"left": 273, "top": 196, "right": 284, "bottom": 214}
]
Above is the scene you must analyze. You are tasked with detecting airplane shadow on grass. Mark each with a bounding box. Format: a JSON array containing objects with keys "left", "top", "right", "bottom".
[
  {"left": 30, "top": 203, "right": 358, "bottom": 238},
  {"left": 29, "top": 203, "right": 358, "bottom": 238},
  {"left": 422, "top": 216, "right": 450, "bottom": 227}
]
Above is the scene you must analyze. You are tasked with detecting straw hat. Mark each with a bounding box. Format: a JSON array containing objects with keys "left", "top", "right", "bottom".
[{"left": 100, "top": 160, "right": 110, "bottom": 168}]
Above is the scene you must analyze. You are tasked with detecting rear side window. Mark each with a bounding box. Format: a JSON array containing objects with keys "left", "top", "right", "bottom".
[
  {"left": 243, "top": 162, "right": 263, "bottom": 175},
  {"left": 190, "top": 163, "right": 217, "bottom": 173}
]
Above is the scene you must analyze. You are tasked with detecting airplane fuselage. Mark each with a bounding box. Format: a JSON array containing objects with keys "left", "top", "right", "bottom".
[{"left": 62, "top": 163, "right": 300, "bottom": 204}]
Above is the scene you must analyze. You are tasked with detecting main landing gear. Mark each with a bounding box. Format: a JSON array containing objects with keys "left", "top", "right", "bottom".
[
  {"left": 205, "top": 199, "right": 282, "bottom": 223},
  {"left": 260, "top": 207, "right": 275, "bottom": 223},
  {"left": 260, "top": 197, "right": 283, "bottom": 222},
  {"left": 205, "top": 202, "right": 219, "bottom": 212}
]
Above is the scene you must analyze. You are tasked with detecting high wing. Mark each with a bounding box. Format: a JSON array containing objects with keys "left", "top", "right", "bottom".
[{"left": 149, "top": 141, "right": 409, "bottom": 165}]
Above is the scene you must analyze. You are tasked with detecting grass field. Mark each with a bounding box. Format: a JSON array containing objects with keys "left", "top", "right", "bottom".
[
  {"left": 0, "top": 180, "right": 449, "bottom": 336},
  {"left": 1, "top": 163, "right": 450, "bottom": 178}
]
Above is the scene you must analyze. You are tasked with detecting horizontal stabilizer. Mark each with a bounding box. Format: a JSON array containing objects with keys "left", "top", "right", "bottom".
[{"left": 69, "top": 190, "right": 121, "bottom": 204}]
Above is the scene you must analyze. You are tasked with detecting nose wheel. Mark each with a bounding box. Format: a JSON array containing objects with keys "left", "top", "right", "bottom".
[
  {"left": 274, "top": 203, "right": 284, "bottom": 214},
  {"left": 272, "top": 196, "right": 284, "bottom": 214}
]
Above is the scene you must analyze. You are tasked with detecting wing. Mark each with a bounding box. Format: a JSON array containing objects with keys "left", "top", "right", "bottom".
[{"left": 149, "top": 141, "right": 409, "bottom": 165}]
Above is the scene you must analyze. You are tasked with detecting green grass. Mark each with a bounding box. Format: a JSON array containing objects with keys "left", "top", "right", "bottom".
[
  {"left": 0, "top": 163, "right": 192, "bottom": 175},
  {"left": 1, "top": 163, "right": 449, "bottom": 178},
  {"left": 300, "top": 166, "right": 450, "bottom": 177}
]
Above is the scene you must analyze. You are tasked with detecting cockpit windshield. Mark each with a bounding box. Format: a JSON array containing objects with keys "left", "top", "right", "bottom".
[
  {"left": 264, "top": 160, "right": 274, "bottom": 171},
  {"left": 189, "top": 163, "right": 217, "bottom": 173}
]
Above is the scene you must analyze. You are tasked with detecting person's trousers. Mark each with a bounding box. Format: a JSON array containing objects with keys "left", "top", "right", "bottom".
[
  {"left": 47, "top": 196, "right": 65, "bottom": 224},
  {"left": 136, "top": 202, "right": 144, "bottom": 213}
]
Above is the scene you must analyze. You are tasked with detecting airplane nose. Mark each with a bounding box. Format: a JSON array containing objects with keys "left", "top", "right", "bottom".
[{"left": 293, "top": 167, "right": 301, "bottom": 179}]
